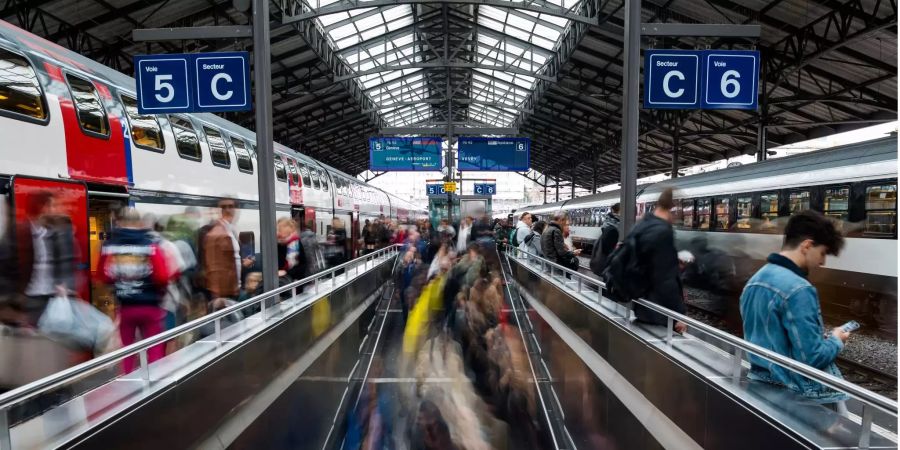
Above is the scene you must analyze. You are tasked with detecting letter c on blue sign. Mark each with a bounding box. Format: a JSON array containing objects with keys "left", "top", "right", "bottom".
[
  {"left": 663, "top": 70, "right": 685, "bottom": 98},
  {"left": 211, "top": 73, "right": 234, "bottom": 101}
]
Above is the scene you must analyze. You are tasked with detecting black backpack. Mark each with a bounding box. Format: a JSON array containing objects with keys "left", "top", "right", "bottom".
[
  {"left": 600, "top": 233, "right": 648, "bottom": 302},
  {"left": 589, "top": 221, "right": 617, "bottom": 275}
]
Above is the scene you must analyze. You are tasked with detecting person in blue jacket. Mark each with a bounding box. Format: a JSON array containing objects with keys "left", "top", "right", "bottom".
[{"left": 740, "top": 210, "right": 851, "bottom": 410}]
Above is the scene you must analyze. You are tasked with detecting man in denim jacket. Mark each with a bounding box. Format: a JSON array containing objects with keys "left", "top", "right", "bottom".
[{"left": 740, "top": 210, "right": 850, "bottom": 410}]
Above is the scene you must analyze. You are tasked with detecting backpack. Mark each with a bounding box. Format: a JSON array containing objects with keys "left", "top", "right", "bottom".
[
  {"left": 523, "top": 232, "right": 536, "bottom": 246},
  {"left": 510, "top": 227, "right": 519, "bottom": 247},
  {"left": 600, "top": 233, "right": 648, "bottom": 303},
  {"left": 589, "top": 221, "right": 618, "bottom": 275}
]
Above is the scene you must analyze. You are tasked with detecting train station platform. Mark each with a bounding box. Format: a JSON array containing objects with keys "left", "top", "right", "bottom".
[{"left": 0, "top": 245, "right": 896, "bottom": 450}]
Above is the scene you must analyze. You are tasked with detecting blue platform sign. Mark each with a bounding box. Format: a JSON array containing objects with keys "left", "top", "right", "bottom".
[
  {"left": 473, "top": 183, "right": 496, "bottom": 195},
  {"left": 134, "top": 52, "right": 251, "bottom": 114},
  {"left": 644, "top": 49, "right": 759, "bottom": 110},
  {"left": 370, "top": 137, "right": 443, "bottom": 171},
  {"left": 426, "top": 183, "right": 446, "bottom": 196},
  {"left": 458, "top": 137, "right": 530, "bottom": 171},
  {"left": 701, "top": 50, "right": 759, "bottom": 110},
  {"left": 644, "top": 50, "right": 700, "bottom": 109}
]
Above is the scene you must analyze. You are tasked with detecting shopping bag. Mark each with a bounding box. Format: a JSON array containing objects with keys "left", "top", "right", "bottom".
[{"left": 38, "top": 296, "right": 116, "bottom": 353}]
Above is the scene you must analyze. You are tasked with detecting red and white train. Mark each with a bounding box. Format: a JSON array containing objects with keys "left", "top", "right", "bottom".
[{"left": 0, "top": 20, "right": 424, "bottom": 308}]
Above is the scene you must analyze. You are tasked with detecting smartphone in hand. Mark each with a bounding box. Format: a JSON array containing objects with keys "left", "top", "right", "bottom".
[{"left": 840, "top": 320, "right": 860, "bottom": 333}]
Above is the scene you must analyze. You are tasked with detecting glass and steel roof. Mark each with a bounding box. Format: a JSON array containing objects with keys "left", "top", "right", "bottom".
[{"left": 310, "top": 0, "right": 574, "bottom": 128}]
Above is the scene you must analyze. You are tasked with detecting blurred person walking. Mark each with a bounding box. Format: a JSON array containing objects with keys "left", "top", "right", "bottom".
[
  {"left": 96, "top": 209, "right": 171, "bottom": 373},
  {"left": 608, "top": 188, "right": 687, "bottom": 332},
  {"left": 300, "top": 221, "right": 322, "bottom": 277},
  {"left": 276, "top": 218, "right": 305, "bottom": 281},
  {"left": 589, "top": 203, "right": 620, "bottom": 276},
  {"left": 204, "top": 198, "right": 242, "bottom": 300},
  {"left": 456, "top": 216, "right": 473, "bottom": 252},
  {"left": 16, "top": 191, "right": 78, "bottom": 326}
]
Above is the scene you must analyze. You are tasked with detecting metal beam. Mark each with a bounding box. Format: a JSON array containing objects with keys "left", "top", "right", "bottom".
[
  {"left": 334, "top": 61, "right": 556, "bottom": 82},
  {"left": 282, "top": 0, "right": 601, "bottom": 25},
  {"left": 640, "top": 23, "right": 761, "bottom": 37},
  {"left": 132, "top": 25, "right": 253, "bottom": 41},
  {"left": 380, "top": 127, "right": 517, "bottom": 135}
]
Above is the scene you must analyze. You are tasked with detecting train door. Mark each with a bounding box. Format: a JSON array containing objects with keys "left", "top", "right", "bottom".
[
  {"left": 292, "top": 206, "right": 316, "bottom": 234},
  {"left": 87, "top": 195, "right": 126, "bottom": 318},
  {"left": 10, "top": 176, "right": 90, "bottom": 303}
]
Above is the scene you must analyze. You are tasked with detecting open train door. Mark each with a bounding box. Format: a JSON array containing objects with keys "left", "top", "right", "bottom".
[
  {"left": 10, "top": 176, "right": 90, "bottom": 303},
  {"left": 292, "top": 206, "right": 316, "bottom": 233}
]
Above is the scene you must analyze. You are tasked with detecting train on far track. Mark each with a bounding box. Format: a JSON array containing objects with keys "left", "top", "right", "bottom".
[{"left": 517, "top": 136, "right": 898, "bottom": 337}]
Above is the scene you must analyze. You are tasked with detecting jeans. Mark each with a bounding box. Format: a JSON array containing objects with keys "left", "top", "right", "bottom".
[{"left": 119, "top": 305, "right": 166, "bottom": 374}]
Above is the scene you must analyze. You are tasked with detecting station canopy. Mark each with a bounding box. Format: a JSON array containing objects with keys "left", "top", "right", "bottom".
[{"left": 2, "top": 0, "right": 895, "bottom": 185}]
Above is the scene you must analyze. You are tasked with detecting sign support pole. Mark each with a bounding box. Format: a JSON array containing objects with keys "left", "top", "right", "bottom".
[
  {"left": 253, "top": 0, "right": 278, "bottom": 292},
  {"left": 444, "top": 4, "right": 454, "bottom": 227},
  {"left": 620, "top": 0, "right": 640, "bottom": 237}
]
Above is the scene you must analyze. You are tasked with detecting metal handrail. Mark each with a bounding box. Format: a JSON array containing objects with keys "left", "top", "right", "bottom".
[
  {"left": 503, "top": 245, "right": 898, "bottom": 416},
  {"left": 0, "top": 245, "right": 401, "bottom": 412}
]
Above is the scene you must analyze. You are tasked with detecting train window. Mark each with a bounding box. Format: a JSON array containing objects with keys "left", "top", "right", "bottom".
[
  {"left": 203, "top": 126, "right": 231, "bottom": 168},
  {"left": 320, "top": 170, "right": 329, "bottom": 192},
  {"left": 0, "top": 48, "right": 47, "bottom": 121},
  {"left": 65, "top": 73, "right": 109, "bottom": 137},
  {"left": 308, "top": 164, "right": 319, "bottom": 189},
  {"left": 286, "top": 159, "right": 299, "bottom": 185},
  {"left": 682, "top": 199, "right": 694, "bottom": 228},
  {"left": 760, "top": 192, "right": 779, "bottom": 230},
  {"left": 230, "top": 137, "right": 253, "bottom": 174},
  {"left": 697, "top": 199, "right": 711, "bottom": 230},
  {"left": 789, "top": 191, "right": 810, "bottom": 215},
  {"left": 864, "top": 184, "right": 897, "bottom": 237},
  {"left": 672, "top": 202, "right": 683, "bottom": 225},
  {"left": 824, "top": 187, "right": 850, "bottom": 229},
  {"left": 303, "top": 164, "right": 319, "bottom": 189},
  {"left": 715, "top": 198, "right": 730, "bottom": 230},
  {"left": 168, "top": 115, "right": 201, "bottom": 161},
  {"left": 736, "top": 197, "right": 752, "bottom": 229},
  {"left": 273, "top": 155, "right": 287, "bottom": 182},
  {"left": 120, "top": 95, "right": 164, "bottom": 151},
  {"left": 298, "top": 163, "right": 312, "bottom": 187}
]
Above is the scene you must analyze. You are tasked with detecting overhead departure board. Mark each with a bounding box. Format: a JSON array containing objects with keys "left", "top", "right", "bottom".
[
  {"left": 457, "top": 137, "right": 530, "bottom": 171},
  {"left": 369, "top": 137, "right": 443, "bottom": 171}
]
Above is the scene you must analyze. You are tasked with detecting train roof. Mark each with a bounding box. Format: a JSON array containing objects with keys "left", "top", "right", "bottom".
[
  {"left": 523, "top": 136, "right": 897, "bottom": 211},
  {"left": 640, "top": 136, "right": 897, "bottom": 199}
]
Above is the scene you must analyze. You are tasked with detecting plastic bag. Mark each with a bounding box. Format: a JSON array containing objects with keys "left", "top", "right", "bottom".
[{"left": 38, "top": 296, "right": 116, "bottom": 353}]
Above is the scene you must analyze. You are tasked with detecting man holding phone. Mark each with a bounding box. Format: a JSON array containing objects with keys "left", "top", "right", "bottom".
[{"left": 739, "top": 210, "right": 850, "bottom": 413}]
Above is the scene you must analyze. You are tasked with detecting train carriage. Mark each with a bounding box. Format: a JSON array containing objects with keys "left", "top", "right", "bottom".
[
  {"left": 517, "top": 137, "right": 898, "bottom": 334},
  {"left": 0, "top": 20, "right": 424, "bottom": 312}
]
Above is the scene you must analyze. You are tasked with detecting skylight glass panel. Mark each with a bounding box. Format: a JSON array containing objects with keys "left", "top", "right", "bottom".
[
  {"left": 354, "top": 13, "right": 384, "bottom": 30},
  {"left": 382, "top": 6, "right": 409, "bottom": 21},
  {"left": 360, "top": 25, "right": 386, "bottom": 40},
  {"left": 331, "top": 23, "right": 357, "bottom": 40},
  {"left": 302, "top": 0, "right": 574, "bottom": 131},
  {"left": 319, "top": 12, "right": 350, "bottom": 27},
  {"left": 481, "top": 6, "right": 508, "bottom": 21}
]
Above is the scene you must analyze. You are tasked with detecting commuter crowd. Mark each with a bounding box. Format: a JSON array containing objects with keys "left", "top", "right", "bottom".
[
  {"left": 509, "top": 187, "right": 855, "bottom": 414},
  {"left": 0, "top": 186, "right": 860, "bottom": 432},
  {"left": 0, "top": 192, "right": 410, "bottom": 390},
  {"left": 345, "top": 214, "right": 543, "bottom": 449}
]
